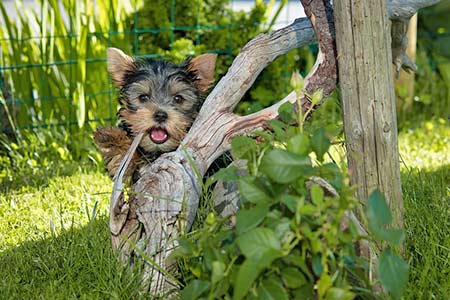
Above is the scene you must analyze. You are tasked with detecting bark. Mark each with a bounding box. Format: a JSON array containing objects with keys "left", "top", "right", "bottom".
[
  {"left": 388, "top": 0, "right": 441, "bottom": 73},
  {"left": 334, "top": 0, "right": 406, "bottom": 229},
  {"left": 109, "top": 0, "right": 442, "bottom": 296},
  {"left": 387, "top": 0, "right": 441, "bottom": 19}
]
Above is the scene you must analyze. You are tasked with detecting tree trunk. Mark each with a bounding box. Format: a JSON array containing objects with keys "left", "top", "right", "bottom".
[{"left": 334, "top": 0, "right": 403, "bottom": 227}]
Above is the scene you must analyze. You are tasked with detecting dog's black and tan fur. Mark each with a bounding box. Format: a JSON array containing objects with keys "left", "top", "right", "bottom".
[{"left": 94, "top": 48, "right": 217, "bottom": 180}]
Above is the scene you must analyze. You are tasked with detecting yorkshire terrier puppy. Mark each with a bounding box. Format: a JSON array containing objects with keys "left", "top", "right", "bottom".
[{"left": 94, "top": 48, "right": 217, "bottom": 181}]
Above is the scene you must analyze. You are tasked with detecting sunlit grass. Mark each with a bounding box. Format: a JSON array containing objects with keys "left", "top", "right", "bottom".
[
  {"left": 0, "top": 171, "right": 111, "bottom": 250},
  {"left": 399, "top": 117, "right": 450, "bottom": 170},
  {"left": 0, "top": 118, "right": 449, "bottom": 299},
  {"left": 0, "top": 170, "right": 154, "bottom": 299}
]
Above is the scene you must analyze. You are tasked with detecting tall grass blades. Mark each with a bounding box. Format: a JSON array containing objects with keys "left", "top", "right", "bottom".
[{"left": 0, "top": 0, "right": 142, "bottom": 131}]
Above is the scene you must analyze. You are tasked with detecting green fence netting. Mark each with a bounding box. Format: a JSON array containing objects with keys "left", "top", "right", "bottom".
[{"left": 0, "top": 0, "right": 297, "bottom": 132}]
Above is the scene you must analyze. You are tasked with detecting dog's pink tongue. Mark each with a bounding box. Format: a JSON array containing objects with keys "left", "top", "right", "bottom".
[{"left": 150, "top": 128, "right": 169, "bottom": 144}]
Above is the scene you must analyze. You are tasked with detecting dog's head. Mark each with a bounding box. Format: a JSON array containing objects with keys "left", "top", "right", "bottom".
[{"left": 107, "top": 47, "right": 217, "bottom": 153}]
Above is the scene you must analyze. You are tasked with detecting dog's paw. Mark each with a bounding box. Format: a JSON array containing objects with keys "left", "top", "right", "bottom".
[
  {"left": 93, "top": 127, "right": 136, "bottom": 179},
  {"left": 93, "top": 127, "right": 131, "bottom": 152}
]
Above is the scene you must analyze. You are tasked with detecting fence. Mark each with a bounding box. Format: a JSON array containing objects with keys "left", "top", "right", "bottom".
[{"left": 0, "top": 0, "right": 305, "bottom": 133}]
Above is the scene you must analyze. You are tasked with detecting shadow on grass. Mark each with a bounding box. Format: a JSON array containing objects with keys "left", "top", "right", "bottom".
[
  {"left": 402, "top": 164, "right": 450, "bottom": 299},
  {"left": 0, "top": 216, "right": 149, "bottom": 300}
]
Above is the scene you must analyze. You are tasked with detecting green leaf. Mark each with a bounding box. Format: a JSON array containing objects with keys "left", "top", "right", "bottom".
[
  {"left": 252, "top": 130, "right": 274, "bottom": 143},
  {"left": 237, "top": 228, "right": 281, "bottom": 260},
  {"left": 281, "top": 267, "right": 307, "bottom": 289},
  {"left": 311, "top": 184, "right": 324, "bottom": 207},
  {"left": 233, "top": 249, "right": 282, "bottom": 299},
  {"left": 280, "top": 194, "right": 299, "bottom": 213},
  {"left": 317, "top": 273, "right": 332, "bottom": 300},
  {"left": 299, "top": 204, "right": 317, "bottom": 216},
  {"left": 177, "top": 237, "right": 195, "bottom": 256},
  {"left": 325, "top": 287, "right": 355, "bottom": 300},
  {"left": 312, "top": 255, "right": 323, "bottom": 276},
  {"left": 234, "top": 245, "right": 282, "bottom": 298},
  {"left": 236, "top": 204, "right": 269, "bottom": 234},
  {"left": 375, "top": 230, "right": 404, "bottom": 247},
  {"left": 287, "top": 133, "right": 310, "bottom": 155},
  {"left": 208, "top": 165, "right": 240, "bottom": 183},
  {"left": 211, "top": 261, "right": 226, "bottom": 285},
  {"left": 258, "top": 277, "right": 289, "bottom": 300},
  {"left": 268, "top": 119, "right": 288, "bottom": 140},
  {"left": 278, "top": 102, "right": 295, "bottom": 123},
  {"left": 181, "top": 280, "right": 210, "bottom": 300},
  {"left": 232, "top": 136, "right": 257, "bottom": 160},
  {"left": 367, "top": 190, "right": 392, "bottom": 225},
  {"left": 311, "top": 128, "right": 330, "bottom": 162},
  {"left": 292, "top": 283, "right": 315, "bottom": 300},
  {"left": 318, "top": 163, "right": 343, "bottom": 191},
  {"left": 378, "top": 249, "right": 409, "bottom": 300},
  {"left": 233, "top": 260, "right": 263, "bottom": 300},
  {"left": 260, "top": 149, "right": 312, "bottom": 183},
  {"left": 238, "top": 177, "right": 271, "bottom": 204},
  {"left": 366, "top": 190, "right": 404, "bottom": 246},
  {"left": 311, "top": 88, "right": 324, "bottom": 105}
]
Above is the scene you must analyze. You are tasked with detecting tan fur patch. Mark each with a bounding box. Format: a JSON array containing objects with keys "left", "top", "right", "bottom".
[
  {"left": 120, "top": 107, "right": 192, "bottom": 153},
  {"left": 188, "top": 53, "right": 217, "bottom": 92},
  {"left": 107, "top": 48, "right": 135, "bottom": 87}
]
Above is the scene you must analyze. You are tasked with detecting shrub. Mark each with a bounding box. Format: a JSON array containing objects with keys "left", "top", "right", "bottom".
[
  {"left": 172, "top": 98, "right": 408, "bottom": 300},
  {"left": 131, "top": 0, "right": 315, "bottom": 114}
]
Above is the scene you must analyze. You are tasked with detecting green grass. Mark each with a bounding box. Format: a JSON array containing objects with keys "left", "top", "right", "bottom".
[
  {"left": 403, "top": 165, "right": 450, "bottom": 299},
  {"left": 398, "top": 118, "right": 450, "bottom": 299},
  {"left": 0, "top": 170, "right": 153, "bottom": 299},
  {"left": 0, "top": 118, "right": 449, "bottom": 299}
]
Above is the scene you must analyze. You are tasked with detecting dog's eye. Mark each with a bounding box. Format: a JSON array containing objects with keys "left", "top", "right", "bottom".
[
  {"left": 139, "top": 94, "right": 150, "bottom": 102},
  {"left": 173, "top": 95, "right": 184, "bottom": 104}
]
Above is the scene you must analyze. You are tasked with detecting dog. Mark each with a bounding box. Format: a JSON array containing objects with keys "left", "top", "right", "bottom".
[{"left": 94, "top": 48, "right": 217, "bottom": 181}]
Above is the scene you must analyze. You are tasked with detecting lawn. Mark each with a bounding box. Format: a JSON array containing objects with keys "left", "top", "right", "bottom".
[{"left": 0, "top": 118, "right": 449, "bottom": 299}]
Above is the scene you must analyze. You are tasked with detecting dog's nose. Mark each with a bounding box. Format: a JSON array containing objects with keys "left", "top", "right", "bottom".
[{"left": 153, "top": 110, "right": 168, "bottom": 123}]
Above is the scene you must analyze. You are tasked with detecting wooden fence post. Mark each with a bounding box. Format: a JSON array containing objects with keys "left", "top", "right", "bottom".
[{"left": 333, "top": 0, "right": 403, "bottom": 228}]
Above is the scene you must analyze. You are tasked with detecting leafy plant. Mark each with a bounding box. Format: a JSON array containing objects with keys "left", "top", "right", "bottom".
[{"left": 169, "top": 100, "right": 408, "bottom": 300}]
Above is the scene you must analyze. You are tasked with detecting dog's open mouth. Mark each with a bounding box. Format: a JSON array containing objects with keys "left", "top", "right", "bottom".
[{"left": 149, "top": 127, "right": 169, "bottom": 144}]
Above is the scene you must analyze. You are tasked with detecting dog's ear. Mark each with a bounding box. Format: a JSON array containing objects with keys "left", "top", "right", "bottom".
[
  {"left": 107, "top": 48, "right": 135, "bottom": 87},
  {"left": 187, "top": 53, "right": 217, "bottom": 92}
]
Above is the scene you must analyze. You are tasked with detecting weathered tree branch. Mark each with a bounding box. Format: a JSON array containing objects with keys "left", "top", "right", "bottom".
[
  {"left": 300, "top": 0, "right": 337, "bottom": 110},
  {"left": 391, "top": 18, "right": 418, "bottom": 75},
  {"left": 388, "top": 0, "right": 441, "bottom": 74},
  {"left": 387, "top": 0, "right": 441, "bottom": 19},
  {"left": 110, "top": 0, "right": 442, "bottom": 296}
]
